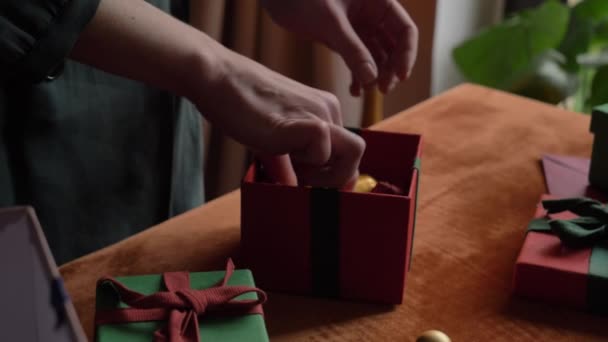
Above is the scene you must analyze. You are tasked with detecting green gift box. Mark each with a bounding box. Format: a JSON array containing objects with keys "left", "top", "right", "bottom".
[
  {"left": 589, "top": 103, "right": 608, "bottom": 191},
  {"left": 94, "top": 260, "right": 269, "bottom": 341}
]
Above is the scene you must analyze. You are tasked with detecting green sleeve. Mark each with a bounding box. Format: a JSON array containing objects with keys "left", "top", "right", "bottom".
[{"left": 0, "top": 0, "right": 101, "bottom": 83}]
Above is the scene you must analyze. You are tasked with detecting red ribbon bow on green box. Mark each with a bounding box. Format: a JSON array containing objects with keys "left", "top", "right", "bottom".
[{"left": 95, "top": 259, "right": 267, "bottom": 342}]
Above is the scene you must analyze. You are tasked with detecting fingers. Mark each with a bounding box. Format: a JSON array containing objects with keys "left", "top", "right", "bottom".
[
  {"left": 383, "top": 0, "right": 419, "bottom": 80},
  {"left": 366, "top": 35, "right": 392, "bottom": 93},
  {"left": 322, "top": 92, "right": 343, "bottom": 126},
  {"left": 255, "top": 83, "right": 358, "bottom": 189},
  {"left": 263, "top": 117, "right": 365, "bottom": 189},
  {"left": 293, "top": 125, "right": 366, "bottom": 189},
  {"left": 344, "top": 0, "right": 418, "bottom": 94},
  {"left": 277, "top": 119, "right": 332, "bottom": 166},
  {"left": 342, "top": 171, "right": 360, "bottom": 192},
  {"left": 307, "top": 87, "right": 343, "bottom": 125},
  {"left": 329, "top": 9, "right": 378, "bottom": 86},
  {"left": 258, "top": 154, "right": 298, "bottom": 186},
  {"left": 355, "top": 32, "right": 392, "bottom": 94}
]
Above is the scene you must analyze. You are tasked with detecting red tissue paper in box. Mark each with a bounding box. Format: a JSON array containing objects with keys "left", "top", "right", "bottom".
[{"left": 240, "top": 128, "right": 422, "bottom": 304}]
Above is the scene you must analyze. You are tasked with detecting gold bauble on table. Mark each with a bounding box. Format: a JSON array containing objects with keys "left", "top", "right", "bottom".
[{"left": 416, "top": 330, "right": 451, "bottom": 342}]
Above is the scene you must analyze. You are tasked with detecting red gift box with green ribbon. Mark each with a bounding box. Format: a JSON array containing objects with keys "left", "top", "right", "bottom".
[
  {"left": 513, "top": 195, "right": 608, "bottom": 313},
  {"left": 589, "top": 104, "right": 608, "bottom": 191},
  {"left": 240, "top": 129, "right": 422, "bottom": 304},
  {"left": 94, "top": 260, "right": 269, "bottom": 341}
]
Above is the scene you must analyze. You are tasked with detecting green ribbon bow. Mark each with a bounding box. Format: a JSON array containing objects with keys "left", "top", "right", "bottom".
[
  {"left": 529, "top": 197, "right": 608, "bottom": 248},
  {"left": 527, "top": 197, "right": 608, "bottom": 314}
]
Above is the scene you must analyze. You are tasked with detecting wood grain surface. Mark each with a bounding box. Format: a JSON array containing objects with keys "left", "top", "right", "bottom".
[{"left": 60, "top": 84, "right": 608, "bottom": 341}]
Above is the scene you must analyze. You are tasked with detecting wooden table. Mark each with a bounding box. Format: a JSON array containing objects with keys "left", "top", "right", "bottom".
[{"left": 61, "top": 84, "right": 608, "bottom": 341}]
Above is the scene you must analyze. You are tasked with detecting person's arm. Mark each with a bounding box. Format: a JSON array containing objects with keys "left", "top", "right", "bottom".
[
  {"left": 70, "top": 0, "right": 218, "bottom": 102},
  {"left": 71, "top": 0, "right": 365, "bottom": 189},
  {"left": 0, "top": 0, "right": 362, "bottom": 188}
]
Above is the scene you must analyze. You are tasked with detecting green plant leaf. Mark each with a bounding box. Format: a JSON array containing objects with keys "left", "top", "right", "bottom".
[
  {"left": 572, "top": 0, "right": 608, "bottom": 22},
  {"left": 453, "top": 0, "right": 569, "bottom": 90},
  {"left": 570, "top": 0, "right": 608, "bottom": 47},
  {"left": 558, "top": 16, "right": 594, "bottom": 72},
  {"left": 589, "top": 65, "right": 608, "bottom": 108},
  {"left": 593, "top": 19, "right": 608, "bottom": 44}
]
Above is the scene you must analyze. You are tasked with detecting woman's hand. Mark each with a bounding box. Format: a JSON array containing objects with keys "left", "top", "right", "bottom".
[
  {"left": 261, "top": 0, "right": 418, "bottom": 96},
  {"left": 194, "top": 49, "right": 365, "bottom": 189}
]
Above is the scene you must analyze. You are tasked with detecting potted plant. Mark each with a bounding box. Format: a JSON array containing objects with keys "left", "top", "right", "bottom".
[{"left": 453, "top": 0, "right": 608, "bottom": 113}]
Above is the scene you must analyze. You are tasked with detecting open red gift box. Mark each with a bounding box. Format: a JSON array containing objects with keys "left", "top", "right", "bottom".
[{"left": 240, "top": 129, "right": 422, "bottom": 304}]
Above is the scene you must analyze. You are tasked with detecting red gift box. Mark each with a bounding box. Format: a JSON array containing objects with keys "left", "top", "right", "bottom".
[
  {"left": 512, "top": 195, "right": 608, "bottom": 313},
  {"left": 240, "top": 129, "right": 422, "bottom": 304}
]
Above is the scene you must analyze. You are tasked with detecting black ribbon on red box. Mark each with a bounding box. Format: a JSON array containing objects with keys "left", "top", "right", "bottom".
[{"left": 310, "top": 188, "right": 341, "bottom": 298}]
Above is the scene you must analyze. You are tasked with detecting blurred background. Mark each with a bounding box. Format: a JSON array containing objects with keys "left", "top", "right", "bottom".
[{"left": 194, "top": 0, "right": 601, "bottom": 201}]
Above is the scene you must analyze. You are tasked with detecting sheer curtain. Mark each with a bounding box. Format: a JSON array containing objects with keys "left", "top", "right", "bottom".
[
  {"left": 432, "top": 0, "right": 505, "bottom": 95},
  {"left": 188, "top": 0, "right": 437, "bottom": 200}
]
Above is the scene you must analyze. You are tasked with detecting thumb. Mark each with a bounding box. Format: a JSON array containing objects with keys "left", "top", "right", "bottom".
[{"left": 330, "top": 14, "right": 377, "bottom": 85}]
